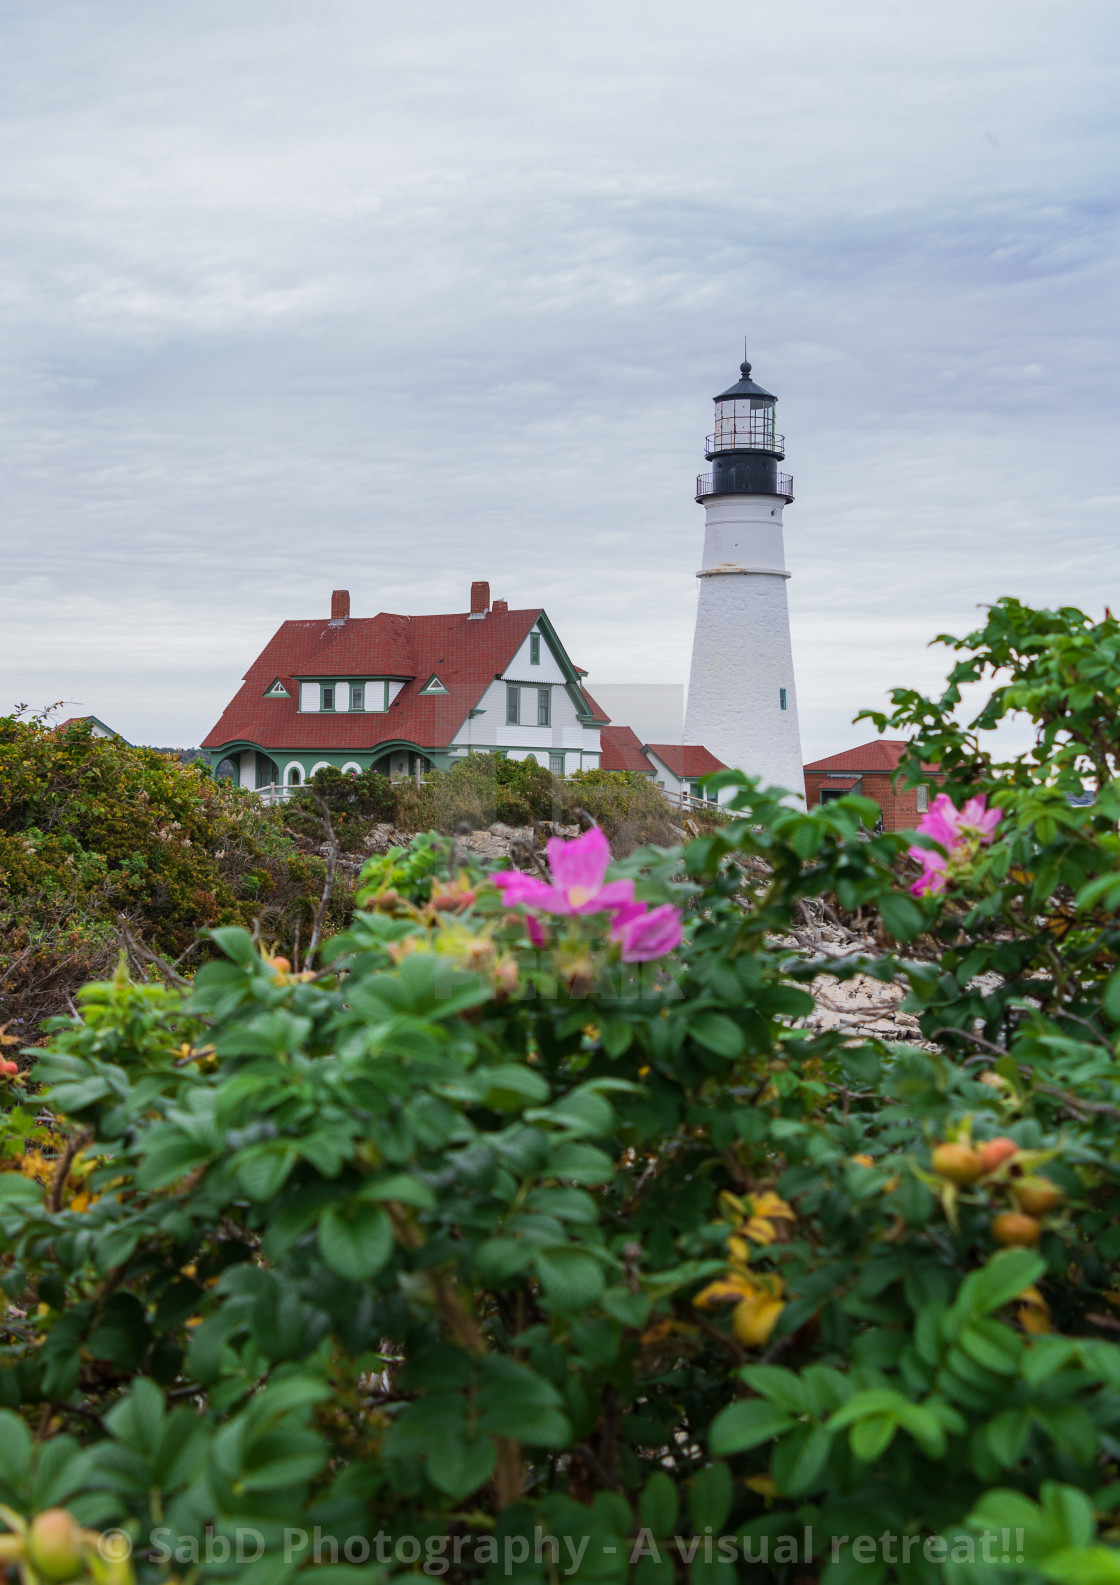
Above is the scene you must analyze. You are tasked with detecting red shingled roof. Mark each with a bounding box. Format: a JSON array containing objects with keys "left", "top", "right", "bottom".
[
  {"left": 803, "top": 740, "right": 912, "bottom": 774},
  {"left": 600, "top": 725, "right": 655, "bottom": 774},
  {"left": 202, "top": 607, "right": 606, "bottom": 753},
  {"left": 644, "top": 744, "right": 727, "bottom": 778}
]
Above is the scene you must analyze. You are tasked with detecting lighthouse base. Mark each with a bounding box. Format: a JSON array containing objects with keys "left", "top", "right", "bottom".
[{"left": 684, "top": 570, "right": 805, "bottom": 803}]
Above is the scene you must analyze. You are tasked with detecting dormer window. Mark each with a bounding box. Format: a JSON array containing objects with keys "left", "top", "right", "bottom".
[
  {"left": 264, "top": 678, "right": 289, "bottom": 698},
  {"left": 351, "top": 683, "right": 364, "bottom": 711},
  {"left": 420, "top": 675, "right": 448, "bottom": 695},
  {"left": 322, "top": 685, "right": 335, "bottom": 712}
]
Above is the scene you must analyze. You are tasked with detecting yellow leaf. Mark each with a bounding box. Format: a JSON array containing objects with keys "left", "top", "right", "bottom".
[
  {"left": 732, "top": 1294, "right": 785, "bottom": 1347},
  {"left": 693, "top": 1277, "right": 757, "bottom": 1311},
  {"left": 745, "top": 1474, "right": 779, "bottom": 1498},
  {"left": 750, "top": 1192, "right": 795, "bottom": 1222}
]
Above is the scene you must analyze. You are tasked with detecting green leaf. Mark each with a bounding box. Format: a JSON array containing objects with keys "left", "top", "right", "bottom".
[
  {"left": 476, "top": 1358, "right": 571, "bottom": 1446},
  {"left": 771, "top": 1423, "right": 832, "bottom": 1496},
  {"left": 534, "top": 1247, "right": 606, "bottom": 1313},
  {"left": 639, "top": 1469, "right": 679, "bottom": 1535},
  {"left": 317, "top": 1201, "right": 393, "bottom": 1282},
  {"left": 877, "top": 893, "right": 925, "bottom": 942},
  {"left": 689, "top": 1462, "right": 733, "bottom": 1532},
  {"left": 475, "top": 1238, "right": 533, "bottom": 1284},
  {"left": 426, "top": 1428, "right": 496, "bottom": 1499},
  {"left": 689, "top": 1013, "right": 745, "bottom": 1058},
  {"left": 207, "top": 926, "right": 257, "bottom": 964},
  {"left": 548, "top": 1141, "right": 614, "bottom": 1184},
  {"left": 956, "top": 1248, "right": 1046, "bottom": 1318},
  {"left": 236, "top": 1145, "right": 297, "bottom": 1202},
  {"left": 359, "top": 1173, "right": 437, "bottom": 1210},
  {"left": 0, "top": 1409, "right": 32, "bottom": 1482},
  {"left": 1041, "top": 1549, "right": 1120, "bottom": 1585},
  {"left": 987, "top": 1407, "right": 1033, "bottom": 1468},
  {"left": 601, "top": 1287, "right": 652, "bottom": 1329},
  {"left": 960, "top": 1319, "right": 1022, "bottom": 1376},
  {"left": 740, "top": 1364, "right": 816, "bottom": 1416},
  {"left": 849, "top": 1412, "right": 897, "bottom": 1461},
  {"left": 709, "top": 1399, "right": 795, "bottom": 1455}
]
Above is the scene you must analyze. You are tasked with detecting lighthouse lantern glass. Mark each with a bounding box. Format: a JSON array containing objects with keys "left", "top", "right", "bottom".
[{"left": 712, "top": 394, "right": 775, "bottom": 452}]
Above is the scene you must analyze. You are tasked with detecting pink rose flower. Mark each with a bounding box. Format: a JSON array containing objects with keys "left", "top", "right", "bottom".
[
  {"left": 493, "top": 826, "right": 635, "bottom": 916},
  {"left": 909, "top": 792, "right": 1001, "bottom": 897},
  {"left": 613, "top": 902, "right": 683, "bottom": 963}
]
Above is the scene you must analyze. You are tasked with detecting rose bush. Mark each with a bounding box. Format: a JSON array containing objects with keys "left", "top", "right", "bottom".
[{"left": 1, "top": 601, "right": 1120, "bottom": 1583}]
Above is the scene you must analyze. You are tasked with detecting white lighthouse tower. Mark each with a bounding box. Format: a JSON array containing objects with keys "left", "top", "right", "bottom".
[{"left": 683, "top": 352, "right": 805, "bottom": 802}]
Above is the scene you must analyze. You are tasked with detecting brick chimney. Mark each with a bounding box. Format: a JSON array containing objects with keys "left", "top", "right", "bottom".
[
  {"left": 330, "top": 589, "right": 350, "bottom": 624},
  {"left": 492, "top": 599, "right": 508, "bottom": 613},
  {"left": 468, "top": 580, "right": 490, "bottom": 620}
]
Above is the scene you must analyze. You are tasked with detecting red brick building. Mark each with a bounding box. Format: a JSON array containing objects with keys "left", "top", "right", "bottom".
[{"left": 803, "top": 739, "right": 943, "bottom": 831}]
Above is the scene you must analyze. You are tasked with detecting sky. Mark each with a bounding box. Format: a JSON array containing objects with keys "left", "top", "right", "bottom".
[{"left": 3, "top": 0, "right": 1118, "bottom": 759}]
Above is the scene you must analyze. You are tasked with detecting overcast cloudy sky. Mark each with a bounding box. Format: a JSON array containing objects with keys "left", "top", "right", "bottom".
[{"left": 4, "top": 0, "right": 1118, "bottom": 758}]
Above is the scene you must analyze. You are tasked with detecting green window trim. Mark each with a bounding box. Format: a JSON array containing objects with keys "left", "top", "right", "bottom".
[
  {"left": 506, "top": 684, "right": 520, "bottom": 725},
  {"left": 351, "top": 683, "right": 364, "bottom": 711},
  {"left": 537, "top": 687, "right": 550, "bottom": 728},
  {"left": 321, "top": 684, "right": 335, "bottom": 712},
  {"left": 529, "top": 632, "right": 541, "bottom": 665}
]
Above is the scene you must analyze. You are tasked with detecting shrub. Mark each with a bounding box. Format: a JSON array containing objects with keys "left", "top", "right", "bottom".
[
  {"left": 283, "top": 766, "right": 395, "bottom": 851},
  {"left": 0, "top": 714, "right": 332, "bottom": 1034},
  {"left": 7, "top": 601, "right": 1120, "bottom": 1581},
  {"left": 564, "top": 767, "right": 726, "bottom": 853},
  {"left": 387, "top": 753, "right": 560, "bottom": 833}
]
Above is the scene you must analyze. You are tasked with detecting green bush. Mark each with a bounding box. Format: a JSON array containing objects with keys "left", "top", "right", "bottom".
[
  {"left": 390, "top": 752, "right": 560, "bottom": 833},
  {"left": 0, "top": 715, "right": 332, "bottom": 1034},
  {"left": 564, "top": 768, "right": 726, "bottom": 853},
  {"left": 283, "top": 766, "right": 395, "bottom": 851},
  {"left": 6, "top": 602, "right": 1120, "bottom": 1582}
]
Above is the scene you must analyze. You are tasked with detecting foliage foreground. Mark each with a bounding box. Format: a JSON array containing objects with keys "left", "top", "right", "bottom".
[{"left": 5, "top": 600, "right": 1120, "bottom": 1585}]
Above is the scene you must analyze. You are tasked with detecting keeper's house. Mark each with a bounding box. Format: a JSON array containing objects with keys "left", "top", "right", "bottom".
[
  {"left": 202, "top": 582, "right": 608, "bottom": 790},
  {"left": 803, "top": 739, "right": 945, "bottom": 830}
]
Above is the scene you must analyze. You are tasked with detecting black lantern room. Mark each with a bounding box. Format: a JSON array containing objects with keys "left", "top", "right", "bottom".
[{"left": 695, "top": 356, "right": 794, "bottom": 503}]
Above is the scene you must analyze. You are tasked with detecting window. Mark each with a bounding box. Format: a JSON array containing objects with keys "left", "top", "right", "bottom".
[
  {"left": 351, "top": 683, "right": 364, "bottom": 711},
  {"left": 779, "top": 688, "right": 788, "bottom": 711},
  {"left": 529, "top": 632, "right": 541, "bottom": 665},
  {"left": 537, "top": 687, "right": 550, "bottom": 727},
  {"left": 255, "top": 753, "right": 279, "bottom": 789},
  {"left": 216, "top": 758, "right": 237, "bottom": 783},
  {"left": 506, "top": 684, "right": 520, "bottom": 725},
  {"left": 286, "top": 765, "right": 302, "bottom": 786},
  {"left": 549, "top": 752, "right": 564, "bottom": 775},
  {"left": 916, "top": 785, "right": 929, "bottom": 813},
  {"left": 322, "top": 685, "right": 335, "bottom": 712}
]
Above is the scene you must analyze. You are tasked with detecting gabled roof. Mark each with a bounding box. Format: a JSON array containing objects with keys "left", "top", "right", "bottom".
[
  {"left": 55, "top": 715, "right": 126, "bottom": 742},
  {"left": 600, "top": 725, "right": 656, "bottom": 775},
  {"left": 202, "top": 602, "right": 606, "bottom": 753},
  {"left": 803, "top": 740, "right": 913, "bottom": 774},
  {"left": 644, "top": 743, "right": 727, "bottom": 778}
]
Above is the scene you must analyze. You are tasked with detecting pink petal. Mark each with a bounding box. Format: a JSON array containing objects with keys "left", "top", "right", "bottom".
[
  {"left": 619, "top": 903, "right": 683, "bottom": 963},
  {"left": 548, "top": 826, "right": 610, "bottom": 898},
  {"left": 526, "top": 915, "right": 551, "bottom": 947},
  {"left": 609, "top": 900, "right": 648, "bottom": 942},
  {"left": 493, "top": 872, "right": 557, "bottom": 908},
  {"left": 567, "top": 878, "right": 635, "bottom": 915}
]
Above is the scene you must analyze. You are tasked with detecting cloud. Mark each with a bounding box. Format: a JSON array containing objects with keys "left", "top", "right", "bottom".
[{"left": 3, "top": 0, "right": 1118, "bottom": 756}]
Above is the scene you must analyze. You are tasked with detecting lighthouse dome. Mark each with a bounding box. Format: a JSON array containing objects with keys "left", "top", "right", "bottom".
[{"left": 713, "top": 360, "right": 776, "bottom": 403}]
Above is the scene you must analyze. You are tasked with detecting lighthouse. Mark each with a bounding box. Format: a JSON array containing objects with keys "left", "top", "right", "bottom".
[{"left": 683, "top": 352, "right": 805, "bottom": 802}]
